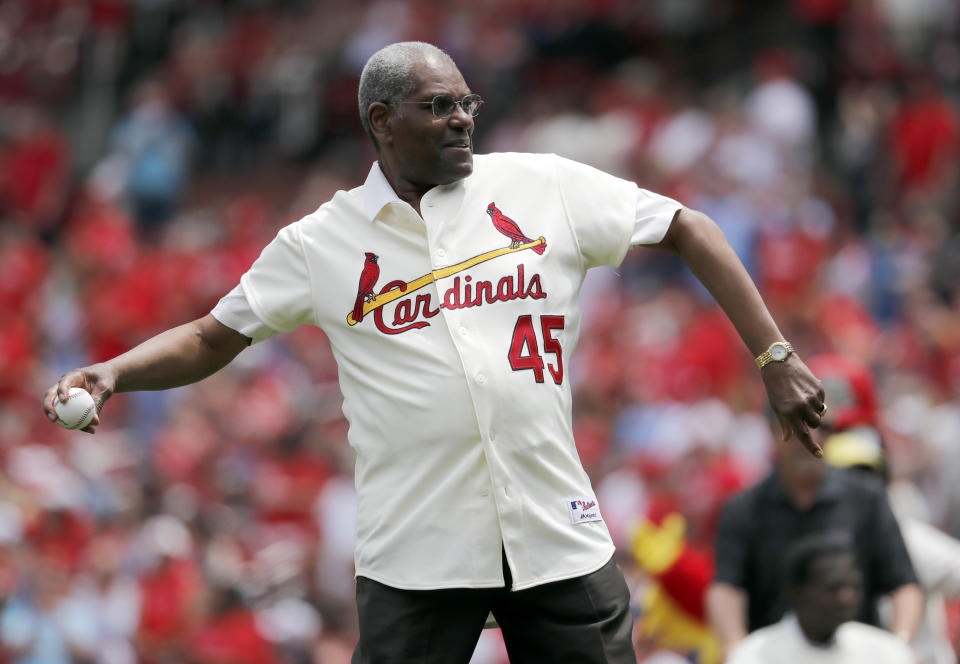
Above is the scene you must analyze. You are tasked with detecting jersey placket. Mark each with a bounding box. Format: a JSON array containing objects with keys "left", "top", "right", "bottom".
[{"left": 420, "top": 185, "right": 522, "bottom": 582}]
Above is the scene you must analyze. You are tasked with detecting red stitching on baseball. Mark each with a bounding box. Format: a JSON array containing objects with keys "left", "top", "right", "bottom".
[
  {"left": 77, "top": 404, "right": 93, "bottom": 426},
  {"left": 60, "top": 391, "right": 94, "bottom": 428}
]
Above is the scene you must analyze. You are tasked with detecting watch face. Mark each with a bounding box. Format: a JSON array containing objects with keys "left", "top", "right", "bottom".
[{"left": 771, "top": 344, "right": 788, "bottom": 361}]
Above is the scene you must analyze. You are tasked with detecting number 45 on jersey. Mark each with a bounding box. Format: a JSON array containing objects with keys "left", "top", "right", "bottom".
[{"left": 508, "top": 314, "right": 565, "bottom": 384}]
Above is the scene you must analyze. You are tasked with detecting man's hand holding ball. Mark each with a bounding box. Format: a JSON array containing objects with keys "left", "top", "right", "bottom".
[
  {"left": 44, "top": 365, "right": 115, "bottom": 433},
  {"left": 53, "top": 387, "right": 98, "bottom": 430}
]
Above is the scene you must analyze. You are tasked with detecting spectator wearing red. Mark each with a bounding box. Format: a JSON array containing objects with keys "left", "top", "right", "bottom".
[
  {"left": 888, "top": 76, "right": 959, "bottom": 196},
  {"left": 0, "top": 106, "right": 69, "bottom": 233},
  {"left": 135, "top": 516, "right": 203, "bottom": 664},
  {"left": 189, "top": 586, "right": 279, "bottom": 664}
]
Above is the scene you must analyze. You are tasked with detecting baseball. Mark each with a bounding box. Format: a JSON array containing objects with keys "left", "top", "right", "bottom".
[{"left": 54, "top": 387, "right": 97, "bottom": 430}]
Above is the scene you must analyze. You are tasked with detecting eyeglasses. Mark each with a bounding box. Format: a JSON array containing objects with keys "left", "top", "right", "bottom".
[{"left": 395, "top": 93, "right": 484, "bottom": 118}]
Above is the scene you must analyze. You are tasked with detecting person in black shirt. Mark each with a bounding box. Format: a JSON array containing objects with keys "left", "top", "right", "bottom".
[{"left": 706, "top": 420, "right": 923, "bottom": 658}]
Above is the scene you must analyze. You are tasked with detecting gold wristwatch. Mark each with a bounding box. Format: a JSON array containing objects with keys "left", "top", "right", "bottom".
[{"left": 755, "top": 341, "right": 794, "bottom": 369}]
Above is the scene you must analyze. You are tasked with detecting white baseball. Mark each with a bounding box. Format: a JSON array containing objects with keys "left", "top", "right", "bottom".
[{"left": 54, "top": 387, "right": 97, "bottom": 430}]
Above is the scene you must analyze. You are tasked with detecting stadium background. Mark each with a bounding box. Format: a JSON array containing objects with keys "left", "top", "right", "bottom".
[{"left": 1, "top": 0, "right": 959, "bottom": 662}]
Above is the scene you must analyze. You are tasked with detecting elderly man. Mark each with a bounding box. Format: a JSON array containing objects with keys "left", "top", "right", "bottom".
[{"left": 44, "top": 42, "right": 825, "bottom": 663}]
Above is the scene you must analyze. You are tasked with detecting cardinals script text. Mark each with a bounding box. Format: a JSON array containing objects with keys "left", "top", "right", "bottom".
[{"left": 374, "top": 264, "right": 546, "bottom": 335}]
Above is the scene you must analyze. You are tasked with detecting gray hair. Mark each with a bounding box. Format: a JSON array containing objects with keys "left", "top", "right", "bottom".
[{"left": 358, "top": 41, "right": 456, "bottom": 144}]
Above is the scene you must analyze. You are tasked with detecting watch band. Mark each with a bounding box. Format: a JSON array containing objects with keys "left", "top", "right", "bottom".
[{"left": 755, "top": 341, "right": 794, "bottom": 369}]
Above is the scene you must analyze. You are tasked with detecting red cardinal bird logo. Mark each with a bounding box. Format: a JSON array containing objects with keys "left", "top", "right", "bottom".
[
  {"left": 353, "top": 252, "right": 380, "bottom": 322},
  {"left": 486, "top": 203, "right": 546, "bottom": 254}
]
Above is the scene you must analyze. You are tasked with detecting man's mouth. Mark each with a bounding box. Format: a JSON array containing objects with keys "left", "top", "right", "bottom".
[{"left": 444, "top": 139, "right": 471, "bottom": 149}]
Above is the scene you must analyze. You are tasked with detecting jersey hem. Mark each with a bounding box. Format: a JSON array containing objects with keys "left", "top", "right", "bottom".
[
  {"left": 353, "top": 570, "right": 507, "bottom": 591},
  {"left": 508, "top": 545, "right": 616, "bottom": 591},
  {"left": 353, "top": 544, "right": 615, "bottom": 592}
]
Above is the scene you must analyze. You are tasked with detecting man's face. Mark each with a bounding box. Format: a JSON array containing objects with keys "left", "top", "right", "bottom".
[
  {"left": 385, "top": 56, "right": 475, "bottom": 188},
  {"left": 792, "top": 552, "right": 862, "bottom": 642}
]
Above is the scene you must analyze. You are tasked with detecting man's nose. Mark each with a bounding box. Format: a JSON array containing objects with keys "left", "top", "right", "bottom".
[
  {"left": 448, "top": 103, "right": 474, "bottom": 130},
  {"left": 836, "top": 585, "right": 860, "bottom": 607}
]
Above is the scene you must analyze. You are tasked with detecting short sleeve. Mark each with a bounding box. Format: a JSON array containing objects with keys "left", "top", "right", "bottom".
[
  {"left": 712, "top": 495, "right": 752, "bottom": 588},
  {"left": 633, "top": 188, "right": 682, "bottom": 246},
  {"left": 866, "top": 489, "right": 918, "bottom": 593},
  {"left": 901, "top": 518, "right": 960, "bottom": 594},
  {"left": 210, "top": 284, "right": 280, "bottom": 345},
  {"left": 239, "top": 222, "right": 316, "bottom": 335},
  {"left": 552, "top": 155, "right": 682, "bottom": 269}
]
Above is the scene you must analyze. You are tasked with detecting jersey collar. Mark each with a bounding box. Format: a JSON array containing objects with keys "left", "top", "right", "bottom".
[
  {"left": 362, "top": 161, "right": 467, "bottom": 223},
  {"left": 784, "top": 612, "right": 839, "bottom": 648},
  {"left": 362, "top": 161, "right": 403, "bottom": 222}
]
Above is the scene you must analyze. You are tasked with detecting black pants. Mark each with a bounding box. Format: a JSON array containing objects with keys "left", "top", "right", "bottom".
[{"left": 352, "top": 554, "right": 636, "bottom": 664}]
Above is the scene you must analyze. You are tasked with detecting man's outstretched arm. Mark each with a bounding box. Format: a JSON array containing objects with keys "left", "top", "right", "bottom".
[
  {"left": 650, "top": 207, "right": 826, "bottom": 455},
  {"left": 43, "top": 314, "right": 251, "bottom": 433}
]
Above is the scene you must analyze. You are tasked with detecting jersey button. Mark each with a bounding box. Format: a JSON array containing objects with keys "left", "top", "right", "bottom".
[
  {"left": 489, "top": 430, "right": 497, "bottom": 441},
  {"left": 437, "top": 248, "right": 447, "bottom": 258},
  {"left": 475, "top": 373, "right": 486, "bottom": 384},
  {"left": 459, "top": 326, "right": 468, "bottom": 336},
  {"left": 479, "top": 488, "right": 490, "bottom": 498}
]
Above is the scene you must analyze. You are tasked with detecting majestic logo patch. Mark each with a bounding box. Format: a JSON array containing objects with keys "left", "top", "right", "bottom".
[
  {"left": 348, "top": 203, "right": 547, "bottom": 334},
  {"left": 567, "top": 497, "right": 602, "bottom": 524}
]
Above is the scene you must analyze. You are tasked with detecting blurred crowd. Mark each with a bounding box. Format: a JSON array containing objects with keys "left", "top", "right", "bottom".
[{"left": 1, "top": 0, "right": 959, "bottom": 662}]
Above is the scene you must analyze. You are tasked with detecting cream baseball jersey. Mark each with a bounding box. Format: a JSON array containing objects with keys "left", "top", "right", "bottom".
[{"left": 212, "top": 152, "right": 682, "bottom": 590}]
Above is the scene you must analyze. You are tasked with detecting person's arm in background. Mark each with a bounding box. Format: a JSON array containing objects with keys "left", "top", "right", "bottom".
[
  {"left": 888, "top": 583, "right": 924, "bottom": 644},
  {"left": 42, "top": 314, "right": 250, "bottom": 432},
  {"left": 650, "top": 207, "right": 825, "bottom": 455},
  {"left": 902, "top": 517, "right": 960, "bottom": 596},
  {"left": 706, "top": 582, "right": 749, "bottom": 655},
  {"left": 867, "top": 482, "right": 924, "bottom": 644},
  {"left": 894, "top": 516, "right": 960, "bottom": 652},
  {"left": 708, "top": 493, "right": 754, "bottom": 657}
]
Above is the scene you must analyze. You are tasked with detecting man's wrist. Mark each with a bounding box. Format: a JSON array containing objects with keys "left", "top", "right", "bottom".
[{"left": 755, "top": 341, "right": 794, "bottom": 369}]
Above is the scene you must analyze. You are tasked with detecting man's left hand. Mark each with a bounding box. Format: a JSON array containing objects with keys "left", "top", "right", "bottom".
[{"left": 761, "top": 356, "right": 826, "bottom": 457}]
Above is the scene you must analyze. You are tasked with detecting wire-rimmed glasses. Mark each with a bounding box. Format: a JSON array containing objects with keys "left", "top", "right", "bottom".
[{"left": 395, "top": 93, "right": 483, "bottom": 118}]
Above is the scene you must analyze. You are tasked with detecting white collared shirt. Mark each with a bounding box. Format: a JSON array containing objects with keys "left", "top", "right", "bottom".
[
  {"left": 726, "top": 614, "right": 914, "bottom": 664},
  {"left": 212, "top": 152, "right": 681, "bottom": 590}
]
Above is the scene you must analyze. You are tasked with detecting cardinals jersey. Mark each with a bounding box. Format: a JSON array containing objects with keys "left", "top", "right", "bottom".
[{"left": 212, "top": 152, "right": 681, "bottom": 590}]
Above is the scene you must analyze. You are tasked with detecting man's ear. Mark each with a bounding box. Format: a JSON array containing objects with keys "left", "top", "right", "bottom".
[{"left": 368, "top": 102, "right": 393, "bottom": 145}]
